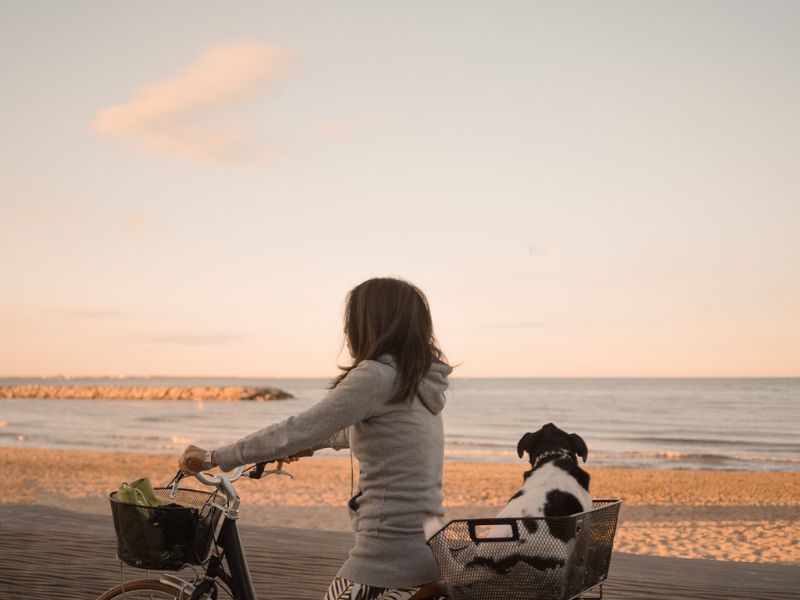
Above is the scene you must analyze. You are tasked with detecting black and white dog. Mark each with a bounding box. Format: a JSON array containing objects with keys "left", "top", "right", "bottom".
[
  {"left": 425, "top": 423, "right": 592, "bottom": 595},
  {"left": 496, "top": 422, "right": 591, "bottom": 523}
]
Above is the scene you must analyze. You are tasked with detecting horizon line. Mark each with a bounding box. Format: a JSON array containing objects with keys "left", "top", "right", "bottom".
[{"left": 1, "top": 374, "right": 798, "bottom": 380}]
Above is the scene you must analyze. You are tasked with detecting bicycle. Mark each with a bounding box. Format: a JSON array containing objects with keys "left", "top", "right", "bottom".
[
  {"left": 97, "top": 461, "right": 447, "bottom": 600},
  {"left": 97, "top": 462, "right": 620, "bottom": 600}
]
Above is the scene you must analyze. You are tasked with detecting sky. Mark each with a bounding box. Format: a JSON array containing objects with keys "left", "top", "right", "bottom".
[{"left": 1, "top": 1, "right": 798, "bottom": 378}]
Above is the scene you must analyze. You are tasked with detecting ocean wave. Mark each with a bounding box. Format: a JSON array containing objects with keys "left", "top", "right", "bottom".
[
  {"left": 734, "top": 454, "right": 800, "bottom": 465},
  {"left": 113, "top": 442, "right": 181, "bottom": 452},
  {"left": 442, "top": 446, "right": 800, "bottom": 468},
  {"left": 448, "top": 435, "right": 800, "bottom": 455},
  {"left": 109, "top": 433, "right": 170, "bottom": 442},
  {"left": 622, "top": 436, "right": 800, "bottom": 450},
  {"left": 444, "top": 448, "right": 516, "bottom": 458},
  {"left": 170, "top": 435, "right": 194, "bottom": 447},
  {"left": 446, "top": 439, "right": 510, "bottom": 448},
  {"left": 591, "top": 450, "right": 800, "bottom": 465}
]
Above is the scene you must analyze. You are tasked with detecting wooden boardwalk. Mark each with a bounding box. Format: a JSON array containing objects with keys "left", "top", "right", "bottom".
[{"left": 1, "top": 505, "right": 797, "bottom": 600}]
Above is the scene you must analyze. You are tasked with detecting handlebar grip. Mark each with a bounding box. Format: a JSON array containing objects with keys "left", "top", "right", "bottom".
[{"left": 195, "top": 465, "right": 244, "bottom": 486}]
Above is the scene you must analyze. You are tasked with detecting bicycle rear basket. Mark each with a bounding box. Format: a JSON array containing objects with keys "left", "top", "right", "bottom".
[
  {"left": 109, "top": 487, "right": 223, "bottom": 571},
  {"left": 427, "top": 499, "right": 622, "bottom": 600}
]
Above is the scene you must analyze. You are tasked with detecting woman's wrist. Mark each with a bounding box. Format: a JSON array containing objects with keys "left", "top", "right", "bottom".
[{"left": 203, "top": 448, "right": 217, "bottom": 469}]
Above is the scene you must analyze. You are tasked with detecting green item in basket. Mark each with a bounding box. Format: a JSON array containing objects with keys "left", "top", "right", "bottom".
[
  {"left": 116, "top": 477, "right": 164, "bottom": 507},
  {"left": 115, "top": 477, "right": 168, "bottom": 560}
]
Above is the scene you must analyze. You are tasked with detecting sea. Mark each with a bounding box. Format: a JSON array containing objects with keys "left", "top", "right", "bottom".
[{"left": 1, "top": 377, "right": 798, "bottom": 472}]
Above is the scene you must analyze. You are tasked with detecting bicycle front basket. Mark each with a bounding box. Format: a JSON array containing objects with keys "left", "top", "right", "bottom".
[
  {"left": 109, "top": 487, "right": 223, "bottom": 571},
  {"left": 427, "top": 499, "right": 622, "bottom": 600}
]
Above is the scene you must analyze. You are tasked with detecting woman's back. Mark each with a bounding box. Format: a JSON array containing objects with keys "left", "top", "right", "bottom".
[{"left": 340, "top": 354, "right": 452, "bottom": 588}]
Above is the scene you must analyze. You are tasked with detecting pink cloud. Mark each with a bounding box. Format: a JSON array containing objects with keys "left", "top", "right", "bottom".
[{"left": 92, "top": 42, "right": 294, "bottom": 162}]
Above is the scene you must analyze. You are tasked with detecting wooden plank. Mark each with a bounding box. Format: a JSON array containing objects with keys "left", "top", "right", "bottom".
[{"left": 0, "top": 505, "right": 797, "bottom": 600}]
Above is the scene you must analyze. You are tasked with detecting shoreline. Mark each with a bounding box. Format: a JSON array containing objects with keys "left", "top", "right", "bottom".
[
  {"left": 2, "top": 446, "right": 799, "bottom": 564},
  {"left": 8, "top": 443, "right": 800, "bottom": 474}
]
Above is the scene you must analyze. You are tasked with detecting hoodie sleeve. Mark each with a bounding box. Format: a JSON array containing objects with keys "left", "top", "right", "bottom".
[
  {"left": 311, "top": 427, "right": 350, "bottom": 451},
  {"left": 214, "top": 361, "right": 386, "bottom": 471}
]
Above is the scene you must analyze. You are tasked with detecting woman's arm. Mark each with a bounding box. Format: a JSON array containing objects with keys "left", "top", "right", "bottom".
[
  {"left": 312, "top": 427, "right": 350, "bottom": 452},
  {"left": 213, "top": 360, "right": 387, "bottom": 471}
]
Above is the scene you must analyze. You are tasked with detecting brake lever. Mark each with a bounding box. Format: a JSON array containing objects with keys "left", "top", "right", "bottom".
[
  {"left": 249, "top": 461, "right": 294, "bottom": 479},
  {"left": 167, "top": 469, "right": 185, "bottom": 499},
  {"left": 249, "top": 462, "right": 267, "bottom": 479},
  {"left": 262, "top": 468, "right": 294, "bottom": 479}
]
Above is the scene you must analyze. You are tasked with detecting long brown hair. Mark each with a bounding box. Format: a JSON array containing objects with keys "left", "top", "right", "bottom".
[{"left": 330, "top": 277, "right": 449, "bottom": 404}]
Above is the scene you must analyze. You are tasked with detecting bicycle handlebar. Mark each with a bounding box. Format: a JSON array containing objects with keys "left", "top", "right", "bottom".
[
  {"left": 191, "top": 460, "right": 293, "bottom": 487},
  {"left": 195, "top": 465, "right": 245, "bottom": 486},
  {"left": 169, "top": 460, "right": 293, "bottom": 515}
]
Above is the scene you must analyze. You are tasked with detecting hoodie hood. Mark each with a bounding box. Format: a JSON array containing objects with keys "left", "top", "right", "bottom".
[{"left": 375, "top": 354, "right": 452, "bottom": 414}]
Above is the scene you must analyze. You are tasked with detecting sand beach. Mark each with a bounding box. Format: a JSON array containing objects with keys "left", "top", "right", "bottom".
[{"left": 3, "top": 447, "right": 799, "bottom": 565}]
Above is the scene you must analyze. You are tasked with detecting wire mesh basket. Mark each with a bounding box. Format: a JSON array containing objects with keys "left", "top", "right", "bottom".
[
  {"left": 109, "top": 487, "right": 223, "bottom": 571},
  {"left": 427, "top": 499, "right": 622, "bottom": 600}
]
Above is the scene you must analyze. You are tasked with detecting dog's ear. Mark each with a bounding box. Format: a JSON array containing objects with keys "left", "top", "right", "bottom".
[
  {"left": 517, "top": 430, "right": 544, "bottom": 459},
  {"left": 569, "top": 433, "right": 588, "bottom": 463}
]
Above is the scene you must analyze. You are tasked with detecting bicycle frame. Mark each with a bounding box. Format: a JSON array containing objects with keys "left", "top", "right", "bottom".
[
  {"left": 186, "top": 464, "right": 292, "bottom": 600},
  {"left": 215, "top": 515, "right": 257, "bottom": 600}
]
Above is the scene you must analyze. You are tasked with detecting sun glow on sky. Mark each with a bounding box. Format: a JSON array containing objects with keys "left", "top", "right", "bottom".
[{"left": 1, "top": 2, "right": 798, "bottom": 377}]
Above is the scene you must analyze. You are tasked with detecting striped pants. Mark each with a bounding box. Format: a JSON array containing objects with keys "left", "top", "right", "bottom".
[{"left": 324, "top": 576, "right": 445, "bottom": 600}]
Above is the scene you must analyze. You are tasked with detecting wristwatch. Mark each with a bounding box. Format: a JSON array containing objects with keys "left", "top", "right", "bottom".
[{"left": 203, "top": 449, "right": 217, "bottom": 469}]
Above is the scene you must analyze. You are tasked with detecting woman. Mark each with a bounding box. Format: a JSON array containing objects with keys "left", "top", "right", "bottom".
[{"left": 179, "top": 277, "right": 452, "bottom": 600}]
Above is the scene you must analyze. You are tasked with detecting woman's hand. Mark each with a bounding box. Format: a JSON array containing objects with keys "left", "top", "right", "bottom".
[
  {"left": 179, "top": 444, "right": 216, "bottom": 475},
  {"left": 277, "top": 448, "right": 314, "bottom": 470}
]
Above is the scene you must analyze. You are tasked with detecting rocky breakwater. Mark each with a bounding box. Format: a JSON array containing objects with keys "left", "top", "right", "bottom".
[{"left": 0, "top": 385, "right": 293, "bottom": 401}]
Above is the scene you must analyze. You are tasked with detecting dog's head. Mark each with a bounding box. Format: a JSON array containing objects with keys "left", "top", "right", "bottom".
[{"left": 516, "top": 423, "right": 588, "bottom": 464}]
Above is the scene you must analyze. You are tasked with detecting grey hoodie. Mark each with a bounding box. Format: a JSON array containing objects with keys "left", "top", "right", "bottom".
[{"left": 214, "top": 354, "right": 452, "bottom": 588}]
